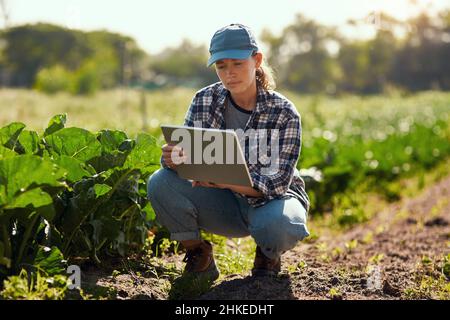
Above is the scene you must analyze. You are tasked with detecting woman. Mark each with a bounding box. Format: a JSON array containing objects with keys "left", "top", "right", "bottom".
[{"left": 147, "top": 24, "right": 310, "bottom": 281}]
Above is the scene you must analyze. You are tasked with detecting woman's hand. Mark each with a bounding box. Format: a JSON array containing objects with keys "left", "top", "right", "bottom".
[{"left": 162, "top": 143, "right": 187, "bottom": 169}]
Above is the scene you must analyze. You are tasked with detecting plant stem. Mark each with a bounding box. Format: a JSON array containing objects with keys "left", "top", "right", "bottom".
[
  {"left": 1, "top": 217, "right": 12, "bottom": 259},
  {"left": 16, "top": 213, "right": 39, "bottom": 270}
]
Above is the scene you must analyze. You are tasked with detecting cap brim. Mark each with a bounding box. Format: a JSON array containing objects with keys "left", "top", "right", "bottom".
[{"left": 207, "top": 49, "right": 254, "bottom": 67}]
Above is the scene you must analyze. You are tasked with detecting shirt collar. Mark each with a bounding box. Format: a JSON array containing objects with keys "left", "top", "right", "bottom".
[{"left": 216, "top": 83, "right": 269, "bottom": 114}]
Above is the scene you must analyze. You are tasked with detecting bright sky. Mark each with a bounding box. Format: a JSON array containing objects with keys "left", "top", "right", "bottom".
[{"left": 5, "top": 0, "right": 450, "bottom": 54}]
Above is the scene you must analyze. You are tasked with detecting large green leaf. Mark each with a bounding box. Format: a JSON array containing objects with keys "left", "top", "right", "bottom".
[
  {"left": 0, "top": 155, "right": 66, "bottom": 208},
  {"left": 4, "top": 188, "right": 55, "bottom": 221},
  {"left": 34, "top": 246, "right": 66, "bottom": 276},
  {"left": 44, "top": 114, "right": 67, "bottom": 137},
  {"left": 5, "top": 187, "right": 52, "bottom": 208},
  {"left": 60, "top": 173, "right": 129, "bottom": 236},
  {"left": 0, "top": 145, "right": 17, "bottom": 159},
  {"left": 102, "top": 168, "right": 140, "bottom": 204},
  {"left": 44, "top": 127, "right": 102, "bottom": 162},
  {"left": 88, "top": 150, "right": 129, "bottom": 173},
  {"left": 52, "top": 155, "right": 94, "bottom": 183},
  {"left": 17, "top": 130, "right": 40, "bottom": 154},
  {"left": 142, "top": 202, "right": 156, "bottom": 222},
  {"left": 97, "top": 130, "right": 129, "bottom": 153},
  {"left": 0, "top": 122, "right": 26, "bottom": 150},
  {"left": 59, "top": 167, "right": 146, "bottom": 258},
  {"left": 60, "top": 177, "right": 105, "bottom": 235},
  {"left": 89, "top": 215, "right": 121, "bottom": 248},
  {"left": 123, "top": 133, "right": 161, "bottom": 175},
  {"left": 93, "top": 184, "right": 112, "bottom": 198},
  {"left": 88, "top": 130, "right": 133, "bottom": 173}
]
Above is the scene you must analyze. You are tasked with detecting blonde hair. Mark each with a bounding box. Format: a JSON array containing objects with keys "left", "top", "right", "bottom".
[{"left": 254, "top": 52, "right": 276, "bottom": 91}]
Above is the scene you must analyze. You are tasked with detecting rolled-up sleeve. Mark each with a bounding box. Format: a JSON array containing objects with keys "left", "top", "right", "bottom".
[{"left": 250, "top": 116, "right": 301, "bottom": 200}]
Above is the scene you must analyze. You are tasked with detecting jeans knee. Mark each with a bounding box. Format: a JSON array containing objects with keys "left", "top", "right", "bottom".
[
  {"left": 279, "top": 207, "right": 310, "bottom": 240},
  {"left": 147, "top": 168, "right": 173, "bottom": 200},
  {"left": 146, "top": 168, "right": 199, "bottom": 232},
  {"left": 250, "top": 211, "right": 310, "bottom": 259}
]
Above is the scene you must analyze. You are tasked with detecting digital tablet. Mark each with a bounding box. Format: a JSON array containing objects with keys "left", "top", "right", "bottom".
[{"left": 160, "top": 125, "right": 253, "bottom": 187}]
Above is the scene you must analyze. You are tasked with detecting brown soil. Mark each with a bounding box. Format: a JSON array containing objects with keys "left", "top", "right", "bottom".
[
  {"left": 79, "top": 174, "right": 450, "bottom": 300},
  {"left": 201, "top": 174, "right": 450, "bottom": 300}
]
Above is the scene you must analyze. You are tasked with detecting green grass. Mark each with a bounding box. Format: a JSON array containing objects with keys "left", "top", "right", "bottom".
[
  {"left": 123, "top": 232, "right": 257, "bottom": 299},
  {"left": 404, "top": 254, "right": 450, "bottom": 299},
  {"left": 0, "top": 87, "right": 195, "bottom": 138},
  {"left": 0, "top": 269, "right": 70, "bottom": 300},
  {"left": 201, "top": 232, "right": 256, "bottom": 277}
]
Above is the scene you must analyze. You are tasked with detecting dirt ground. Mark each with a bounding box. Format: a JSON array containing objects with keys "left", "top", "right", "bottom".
[{"left": 79, "top": 174, "right": 450, "bottom": 300}]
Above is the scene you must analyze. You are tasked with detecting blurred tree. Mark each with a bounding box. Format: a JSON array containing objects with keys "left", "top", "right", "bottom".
[
  {"left": 150, "top": 39, "right": 217, "bottom": 87},
  {"left": 438, "top": 10, "right": 450, "bottom": 90},
  {"left": 2, "top": 23, "right": 91, "bottom": 87},
  {"left": 366, "top": 30, "right": 397, "bottom": 93},
  {"left": 71, "top": 59, "right": 100, "bottom": 95},
  {"left": 390, "top": 11, "right": 450, "bottom": 90},
  {"left": 1, "top": 9, "right": 449, "bottom": 94},
  {"left": 261, "top": 14, "right": 341, "bottom": 93},
  {"left": 0, "top": 23, "right": 149, "bottom": 90},
  {"left": 337, "top": 40, "right": 370, "bottom": 92},
  {"left": 338, "top": 30, "right": 396, "bottom": 93},
  {"left": 87, "top": 31, "right": 149, "bottom": 87},
  {"left": 34, "top": 65, "right": 72, "bottom": 94}
]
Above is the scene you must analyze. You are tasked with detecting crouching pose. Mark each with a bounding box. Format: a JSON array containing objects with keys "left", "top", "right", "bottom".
[{"left": 147, "top": 24, "right": 310, "bottom": 281}]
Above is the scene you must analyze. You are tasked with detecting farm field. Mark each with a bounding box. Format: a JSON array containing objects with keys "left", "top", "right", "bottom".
[{"left": 0, "top": 88, "right": 449, "bottom": 300}]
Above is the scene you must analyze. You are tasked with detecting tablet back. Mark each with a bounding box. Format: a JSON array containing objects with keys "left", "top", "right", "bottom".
[{"left": 161, "top": 125, "right": 253, "bottom": 187}]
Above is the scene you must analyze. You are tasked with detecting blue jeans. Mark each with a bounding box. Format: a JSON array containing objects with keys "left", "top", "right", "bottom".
[{"left": 146, "top": 168, "right": 310, "bottom": 259}]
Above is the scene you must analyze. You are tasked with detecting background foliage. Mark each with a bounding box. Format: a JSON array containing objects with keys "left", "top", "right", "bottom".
[{"left": 0, "top": 10, "right": 449, "bottom": 94}]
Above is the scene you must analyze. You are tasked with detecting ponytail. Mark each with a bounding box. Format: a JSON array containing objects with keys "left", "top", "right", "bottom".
[{"left": 254, "top": 52, "right": 276, "bottom": 91}]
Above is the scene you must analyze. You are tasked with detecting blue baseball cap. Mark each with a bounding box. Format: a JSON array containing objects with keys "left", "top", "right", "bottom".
[{"left": 207, "top": 24, "right": 259, "bottom": 67}]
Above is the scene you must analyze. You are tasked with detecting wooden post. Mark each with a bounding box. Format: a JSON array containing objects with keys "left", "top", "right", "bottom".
[{"left": 140, "top": 88, "right": 148, "bottom": 131}]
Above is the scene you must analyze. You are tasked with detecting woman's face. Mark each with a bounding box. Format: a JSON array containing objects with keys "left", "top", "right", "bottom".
[{"left": 215, "top": 53, "right": 262, "bottom": 95}]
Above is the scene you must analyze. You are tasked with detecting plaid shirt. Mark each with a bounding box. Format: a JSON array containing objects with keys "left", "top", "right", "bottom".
[{"left": 161, "top": 82, "right": 310, "bottom": 212}]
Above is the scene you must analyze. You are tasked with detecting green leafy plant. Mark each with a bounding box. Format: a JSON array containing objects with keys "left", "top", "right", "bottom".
[
  {"left": 0, "top": 114, "right": 161, "bottom": 285},
  {"left": 1, "top": 268, "right": 70, "bottom": 300}
]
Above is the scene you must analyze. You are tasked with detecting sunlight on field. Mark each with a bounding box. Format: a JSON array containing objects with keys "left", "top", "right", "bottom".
[
  {"left": 0, "top": 87, "right": 196, "bottom": 137},
  {"left": 2, "top": 88, "right": 449, "bottom": 138}
]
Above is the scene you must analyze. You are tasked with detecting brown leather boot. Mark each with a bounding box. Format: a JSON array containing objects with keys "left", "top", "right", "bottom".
[
  {"left": 182, "top": 240, "right": 219, "bottom": 281},
  {"left": 251, "top": 246, "right": 281, "bottom": 277}
]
